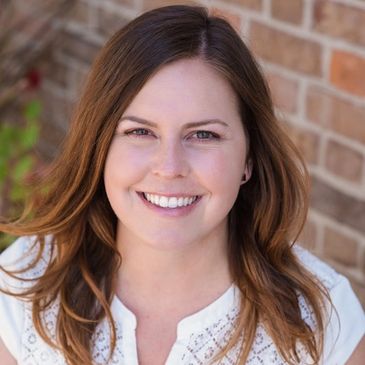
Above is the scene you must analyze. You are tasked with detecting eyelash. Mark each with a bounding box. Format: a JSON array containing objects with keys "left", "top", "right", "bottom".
[{"left": 124, "top": 128, "right": 221, "bottom": 141}]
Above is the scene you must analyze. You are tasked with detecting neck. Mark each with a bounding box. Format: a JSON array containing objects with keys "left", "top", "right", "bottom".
[{"left": 115, "top": 224, "right": 232, "bottom": 318}]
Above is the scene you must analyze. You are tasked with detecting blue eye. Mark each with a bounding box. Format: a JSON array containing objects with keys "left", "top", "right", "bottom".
[
  {"left": 122, "top": 129, "right": 220, "bottom": 141},
  {"left": 192, "top": 131, "right": 220, "bottom": 140},
  {"left": 124, "top": 128, "right": 153, "bottom": 137}
]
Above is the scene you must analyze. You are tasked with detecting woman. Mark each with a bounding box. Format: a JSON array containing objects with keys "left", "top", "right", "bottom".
[{"left": 0, "top": 4, "right": 364, "bottom": 365}]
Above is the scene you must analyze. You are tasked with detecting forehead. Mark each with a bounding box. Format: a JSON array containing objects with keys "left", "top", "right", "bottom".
[{"left": 122, "top": 58, "right": 241, "bottom": 126}]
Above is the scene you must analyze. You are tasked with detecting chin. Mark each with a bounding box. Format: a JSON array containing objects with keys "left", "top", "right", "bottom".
[
  {"left": 148, "top": 237, "right": 192, "bottom": 251},
  {"left": 139, "top": 230, "right": 198, "bottom": 251}
]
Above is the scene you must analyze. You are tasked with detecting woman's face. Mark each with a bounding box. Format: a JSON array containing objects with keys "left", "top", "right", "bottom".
[{"left": 104, "top": 58, "right": 250, "bottom": 251}]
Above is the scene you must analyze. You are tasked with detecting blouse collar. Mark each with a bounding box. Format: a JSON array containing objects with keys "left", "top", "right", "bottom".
[{"left": 111, "top": 283, "right": 240, "bottom": 339}]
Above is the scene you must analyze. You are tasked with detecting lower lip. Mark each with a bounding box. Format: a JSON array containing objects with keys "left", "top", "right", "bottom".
[{"left": 137, "top": 192, "right": 202, "bottom": 217}]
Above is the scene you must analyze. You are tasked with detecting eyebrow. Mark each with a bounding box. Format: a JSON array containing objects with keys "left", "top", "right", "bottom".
[{"left": 119, "top": 115, "right": 229, "bottom": 128}]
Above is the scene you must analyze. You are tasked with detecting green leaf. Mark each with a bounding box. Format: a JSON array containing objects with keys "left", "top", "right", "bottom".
[
  {"left": 0, "top": 124, "right": 17, "bottom": 158},
  {"left": 23, "top": 100, "right": 42, "bottom": 121},
  {"left": 10, "top": 183, "right": 25, "bottom": 202},
  {"left": 0, "top": 160, "right": 7, "bottom": 181},
  {"left": 13, "top": 155, "right": 34, "bottom": 183},
  {"left": 20, "top": 120, "right": 39, "bottom": 149},
  {"left": 0, "top": 154, "right": 6, "bottom": 167}
]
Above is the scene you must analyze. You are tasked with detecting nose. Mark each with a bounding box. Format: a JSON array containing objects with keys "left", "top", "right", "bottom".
[{"left": 151, "top": 139, "right": 190, "bottom": 179}]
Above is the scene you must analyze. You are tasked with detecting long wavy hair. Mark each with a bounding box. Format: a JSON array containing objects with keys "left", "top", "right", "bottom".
[{"left": 0, "top": 4, "right": 329, "bottom": 365}]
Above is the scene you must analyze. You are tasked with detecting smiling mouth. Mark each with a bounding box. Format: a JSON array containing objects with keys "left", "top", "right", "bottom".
[{"left": 140, "top": 192, "right": 201, "bottom": 208}]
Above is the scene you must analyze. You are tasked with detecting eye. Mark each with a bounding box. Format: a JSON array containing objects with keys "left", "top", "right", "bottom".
[
  {"left": 124, "top": 128, "right": 154, "bottom": 137},
  {"left": 190, "top": 130, "right": 220, "bottom": 141}
]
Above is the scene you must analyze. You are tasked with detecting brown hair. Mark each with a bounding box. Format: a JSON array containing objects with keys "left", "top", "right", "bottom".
[{"left": 1, "top": 4, "right": 329, "bottom": 364}]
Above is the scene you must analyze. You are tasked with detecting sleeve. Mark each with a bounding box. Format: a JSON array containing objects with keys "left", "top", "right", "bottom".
[
  {"left": 322, "top": 275, "right": 365, "bottom": 365},
  {"left": 0, "top": 237, "right": 30, "bottom": 361}
]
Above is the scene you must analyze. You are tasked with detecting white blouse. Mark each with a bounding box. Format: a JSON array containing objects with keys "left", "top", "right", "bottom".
[{"left": 0, "top": 236, "right": 364, "bottom": 365}]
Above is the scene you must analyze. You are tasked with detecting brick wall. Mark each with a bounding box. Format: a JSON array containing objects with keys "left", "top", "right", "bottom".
[{"left": 27, "top": 0, "right": 365, "bottom": 305}]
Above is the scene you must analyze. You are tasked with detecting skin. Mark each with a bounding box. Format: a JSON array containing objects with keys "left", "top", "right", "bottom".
[
  {"left": 105, "top": 58, "right": 248, "bottom": 251},
  {"left": 0, "top": 339, "right": 16, "bottom": 365}
]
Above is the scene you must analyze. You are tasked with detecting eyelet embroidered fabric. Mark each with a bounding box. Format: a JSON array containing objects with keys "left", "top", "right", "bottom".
[{"left": 1, "top": 238, "right": 344, "bottom": 365}]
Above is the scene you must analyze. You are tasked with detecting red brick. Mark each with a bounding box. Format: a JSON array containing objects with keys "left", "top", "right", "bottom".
[
  {"left": 224, "top": 0, "right": 262, "bottom": 11},
  {"left": 266, "top": 72, "right": 299, "bottom": 113},
  {"left": 310, "top": 176, "right": 365, "bottom": 235},
  {"left": 325, "top": 140, "right": 364, "bottom": 183},
  {"left": 250, "top": 22, "right": 322, "bottom": 76},
  {"left": 323, "top": 226, "right": 359, "bottom": 267},
  {"left": 14, "top": 0, "right": 47, "bottom": 14},
  {"left": 69, "top": 65, "right": 89, "bottom": 97},
  {"left": 39, "top": 88, "right": 74, "bottom": 130},
  {"left": 298, "top": 218, "right": 318, "bottom": 252},
  {"left": 69, "top": 1, "right": 90, "bottom": 25},
  {"left": 331, "top": 99, "right": 365, "bottom": 145},
  {"left": 57, "top": 30, "right": 101, "bottom": 65},
  {"left": 330, "top": 50, "right": 365, "bottom": 97},
  {"left": 142, "top": 0, "right": 199, "bottom": 11},
  {"left": 210, "top": 7, "right": 241, "bottom": 32},
  {"left": 283, "top": 123, "right": 320, "bottom": 165},
  {"left": 271, "top": 0, "right": 303, "bottom": 25},
  {"left": 313, "top": 0, "right": 365, "bottom": 48},
  {"left": 96, "top": 7, "right": 129, "bottom": 39},
  {"left": 38, "top": 56, "right": 69, "bottom": 88},
  {"left": 8, "top": 2, "right": 57, "bottom": 38},
  {"left": 306, "top": 86, "right": 365, "bottom": 144},
  {"left": 13, "top": 1, "right": 76, "bottom": 29},
  {"left": 306, "top": 86, "right": 331, "bottom": 126},
  {"left": 114, "top": 0, "right": 134, "bottom": 6}
]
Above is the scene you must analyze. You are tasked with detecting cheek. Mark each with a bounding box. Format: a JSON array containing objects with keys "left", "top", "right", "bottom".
[
  {"left": 189, "top": 147, "right": 245, "bottom": 191},
  {"left": 104, "top": 141, "right": 150, "bottom": 187}
]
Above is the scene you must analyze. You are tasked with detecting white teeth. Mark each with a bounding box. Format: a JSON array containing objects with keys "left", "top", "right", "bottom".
[
  {"left": 168, "top": 197, "right": 178, "bottom": 208},
  {"left": 159, "top": 196, "right": 168, "bottom": 207},
  {"left": 143, "top": 193, "right": 198, "bottom": 208}
]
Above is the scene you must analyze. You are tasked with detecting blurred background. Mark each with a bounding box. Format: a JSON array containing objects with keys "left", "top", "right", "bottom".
[{"left": 0, "top": 0, "right": 364, "bottom": 307}]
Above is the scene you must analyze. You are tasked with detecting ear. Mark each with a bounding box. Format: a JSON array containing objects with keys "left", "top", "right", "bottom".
[{"left": 240, "top": 158, "right": 253, "bottom": 185}]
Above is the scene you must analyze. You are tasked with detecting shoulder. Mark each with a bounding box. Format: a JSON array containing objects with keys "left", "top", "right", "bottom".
[
  {"left": 0, "top": 235, "right": 53, "bottom": 284},
  {"left": 1, "top": 236, "right": 38, "bottom": 266},
  {"left": 293, "top": 244, "right": 341, "bottom": 291},
  {"left": 0, "top": 235, "right": 53, "bottom": 361},
  {"left": 293, "top": 244, "right": 365, "bottom": 365}
]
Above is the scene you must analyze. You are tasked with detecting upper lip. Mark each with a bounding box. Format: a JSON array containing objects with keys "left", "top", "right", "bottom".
[{"left": 138, "top": 191, "right": 201, "bottom": 198}]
